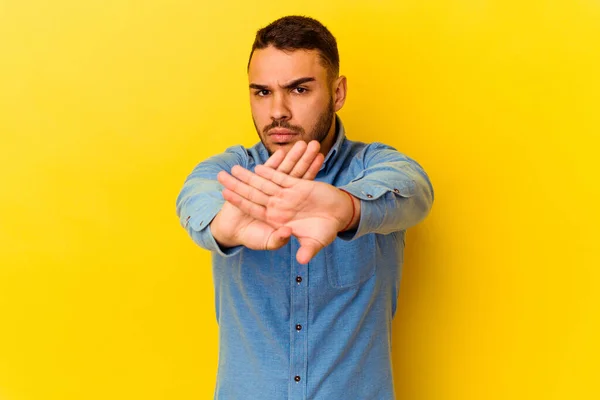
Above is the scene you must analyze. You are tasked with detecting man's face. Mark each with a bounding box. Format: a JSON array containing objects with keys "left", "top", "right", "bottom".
[{"left": 248, "top": 46, "right": 338, "bottom": 155}]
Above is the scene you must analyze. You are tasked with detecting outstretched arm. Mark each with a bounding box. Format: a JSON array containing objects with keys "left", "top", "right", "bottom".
[
  {"left": 336, "top": 142, "right": 434, "bottom": 240},
  {"left": 217, "top": 142, "right": 434, "bottom": 263},
  {"left": 176, "top": 141, "right": 325, "bottom": 255}
]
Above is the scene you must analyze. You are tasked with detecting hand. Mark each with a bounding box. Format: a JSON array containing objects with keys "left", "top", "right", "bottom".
[
  {"left": 217, "top": 164, "right": 359, "bottom": 264},
  {"left": 210, "top": 140, "right": 325, "bottom": 251}
]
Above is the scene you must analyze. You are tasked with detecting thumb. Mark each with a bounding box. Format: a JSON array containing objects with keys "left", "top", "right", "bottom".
[
  {"left": 296, "top": 240, "right": 322, "bottom": 265},
  {"left": 266, "top": 226, "right": 293, "bottom": 250}
]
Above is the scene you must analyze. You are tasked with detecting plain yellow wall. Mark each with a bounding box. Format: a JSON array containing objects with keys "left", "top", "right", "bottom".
[{"left": 1, "top": 1, "right": 598, "bottom": 399}]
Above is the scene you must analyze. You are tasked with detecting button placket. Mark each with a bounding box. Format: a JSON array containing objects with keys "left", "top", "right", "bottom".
[{"left": 289, "top": 240, "right": 308, "bottom": 399}]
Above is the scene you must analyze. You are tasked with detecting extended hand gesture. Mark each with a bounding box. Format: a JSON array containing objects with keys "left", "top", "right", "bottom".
[
  {"left": 217, "top": 158, "right": 357, "bottom": 264},
  {"left": 210, "top": 141, "right": 325, "bottom": 252}
]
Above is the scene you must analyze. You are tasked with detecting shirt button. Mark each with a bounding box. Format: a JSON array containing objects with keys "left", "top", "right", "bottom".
[
  {"left": 296, "top": 324, "right": 302, "bottom": 331},
  {"left": 294, "top": 376, "right": 301, "bottom": 382},
  {"left": 296, "top": 276, "right": 302, "bottom": 283},
  {"left": 366, "top": 194, "right": 373, "bottom": 198}
]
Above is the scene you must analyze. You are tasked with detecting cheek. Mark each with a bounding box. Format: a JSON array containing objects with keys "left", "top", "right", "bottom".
[
  {"left": 295, "top": 97, "right": 327, "bottom": 123},
  {"left": 250, "top": 102, "right": 267, "bottom": 124},
  {"left": 294, "top": 94, "right": 318, "bottom": 113}
]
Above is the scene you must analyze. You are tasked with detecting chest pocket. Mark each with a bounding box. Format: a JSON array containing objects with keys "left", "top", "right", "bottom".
[{"left": 325, "top": 234, "right": 377, "bottom": 288}]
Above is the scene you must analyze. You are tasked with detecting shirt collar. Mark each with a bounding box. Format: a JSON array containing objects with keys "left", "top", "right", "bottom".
[{"left": 320, "top": 114, "right": 346, "bottom": 171}]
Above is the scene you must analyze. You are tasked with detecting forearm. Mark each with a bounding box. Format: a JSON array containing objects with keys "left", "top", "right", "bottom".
[
  {"left": 337, "top": 143, "right": 434, "bottom": 239},
  {"left": 178, "top": 185, "right": 231, "bottom": 253},
  {"left": 175, "top": 146, "right": 247, "bottom": 255}
]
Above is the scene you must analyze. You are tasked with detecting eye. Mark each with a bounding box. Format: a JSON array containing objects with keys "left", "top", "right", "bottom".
[
  {"left": 255, "top": 89, "right": 270, "bottom": 97},
  {"left": 293, "top": 87, "right": 308, "bottom": 94}
]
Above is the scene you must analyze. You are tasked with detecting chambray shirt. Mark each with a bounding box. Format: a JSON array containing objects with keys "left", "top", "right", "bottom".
[{"left": 176, "top": 115, "right": 434, "bottom": 400}]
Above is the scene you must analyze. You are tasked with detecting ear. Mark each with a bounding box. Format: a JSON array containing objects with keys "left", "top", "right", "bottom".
[{"left": 332, "top": 75, "right": 347, "bottom": 112}]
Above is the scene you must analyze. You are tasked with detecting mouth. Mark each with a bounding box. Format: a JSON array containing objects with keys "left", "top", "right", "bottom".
[{"left": 268, "top": 129, "right": 298, "bottom": 144}]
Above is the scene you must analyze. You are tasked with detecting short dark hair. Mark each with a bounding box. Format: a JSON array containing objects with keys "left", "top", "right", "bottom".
[{"left": 248, "top": 15, "right": 340, "bottom": 81}]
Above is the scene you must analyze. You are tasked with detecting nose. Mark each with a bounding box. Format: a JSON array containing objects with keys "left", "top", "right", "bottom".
[{"left": 270, "top": 92, "right": 291, "bottom": 122}]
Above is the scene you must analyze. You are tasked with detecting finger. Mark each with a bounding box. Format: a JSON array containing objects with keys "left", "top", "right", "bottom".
[
  {"left": 264, "top": 148, "right": 286, "bottom": 169},
  {"left": 296, "top": 240, "right": 322, "bottom": 265},
  {"left": 218, "top": 170, "right": 271, "bottom": 206},
  {"left": 222, "top": 188, "right": 267, "bottom": 221},
  {"left": 289, "top": 140, "right": 321, "bottom": 178},
  {"left": 266, "top": 226, "right": 292, "bottom": 250},
  {"left": 276, "top": 140, "right": 307, "bottom": 174},
  {"left": 254, "top": 165, "right": 298, "bottom": 188},
  {"left": 302, "top": 152, "right": 325, "bottom": 180},
  {"left": 230, "top": 165, "right": 281, "bottom": 196}
]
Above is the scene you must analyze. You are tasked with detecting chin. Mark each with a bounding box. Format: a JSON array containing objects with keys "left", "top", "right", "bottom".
[
  {"left": 269, "top": 140, "right": 297, "bottom": 152},
  {"left": 269, "top": 144, "right": 290, "bottom": 156}
]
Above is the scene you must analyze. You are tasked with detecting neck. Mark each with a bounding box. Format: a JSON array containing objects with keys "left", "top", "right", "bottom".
[{"left": 319, "top": 116, "right": 338, "bottom": 156}]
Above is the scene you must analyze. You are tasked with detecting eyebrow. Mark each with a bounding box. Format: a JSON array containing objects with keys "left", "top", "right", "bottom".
[{"left": 249, "top": 76, "right": 316, "bottom": 91}]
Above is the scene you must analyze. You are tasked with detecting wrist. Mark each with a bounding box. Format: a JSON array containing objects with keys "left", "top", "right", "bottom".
[
  {"left": 210, "top": 208, "right": 240, "bottom": 248},
  {"left": 338, "top": 189, "right": 360, "bottom": 232}
]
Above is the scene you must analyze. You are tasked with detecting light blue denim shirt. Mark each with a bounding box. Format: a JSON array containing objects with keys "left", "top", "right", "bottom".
[{"left": 176, "top": 115, "right": 434, "bottom": 400}]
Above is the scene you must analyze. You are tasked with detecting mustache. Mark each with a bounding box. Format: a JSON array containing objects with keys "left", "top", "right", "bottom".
[{"left": 263, "top": 120, "right": 304, "bottom": 134}]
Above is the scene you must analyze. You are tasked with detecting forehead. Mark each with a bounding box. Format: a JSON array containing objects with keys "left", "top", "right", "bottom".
[{"left": 248, "top": 46, "right": 328, "bottom": 83}]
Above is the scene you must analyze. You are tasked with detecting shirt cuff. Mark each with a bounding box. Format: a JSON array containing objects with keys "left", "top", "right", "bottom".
[
  {"left": 186, "top": 208, "right": 244, "bottom": 257},
  {"left": 337, "top": 178, "right": 416, "bottom": 241}
]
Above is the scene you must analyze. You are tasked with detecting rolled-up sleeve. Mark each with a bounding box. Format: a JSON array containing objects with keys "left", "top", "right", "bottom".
[
  {"left": 175, "top": 146, "right": 248, "bottom": 256},
  {"left": 338, "top": 143, "right": 434, "bottom": 240}
]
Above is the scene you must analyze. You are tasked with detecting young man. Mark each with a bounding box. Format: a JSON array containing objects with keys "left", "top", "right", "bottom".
[{"left": 176, "top": 15, "right": 434, "bottom": 400}]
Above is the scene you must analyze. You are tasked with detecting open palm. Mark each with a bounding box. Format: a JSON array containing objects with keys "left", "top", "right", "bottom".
[
  {"left": 218, "top": 164, "right": 352, "bottom": 264},
  {"left": 212, "top": 200, "right": 292, "bottom": 250},
  {"left": 210, "top": 140, "right": 325, "bottom": 251}
]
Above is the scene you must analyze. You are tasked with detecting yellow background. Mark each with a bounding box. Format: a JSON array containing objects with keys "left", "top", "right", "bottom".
[{"left": 1, "top": 0, "right": 598, "bottom": 399}]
